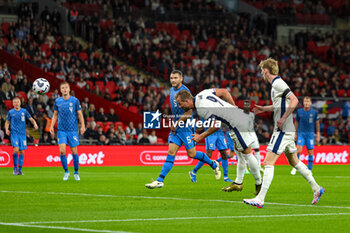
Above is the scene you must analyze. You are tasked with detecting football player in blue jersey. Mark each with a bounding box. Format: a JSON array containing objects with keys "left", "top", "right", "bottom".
[
  {"left": 291, "top": 96, "right": 320, "bottom": 175},
  {"left": 189, "top": 124, "right": 233, "bottom": 182},
  {"left": 50, "top": 82, "right": 85, "bottom": 181},
  {"left": 145, "top": 70, "right": 221, "bottom": 189},
  {"left": 5, "top": 97, "right": 38, "bottom": 175}
]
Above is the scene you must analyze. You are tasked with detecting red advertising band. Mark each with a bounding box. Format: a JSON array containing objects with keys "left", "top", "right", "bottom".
[{"left": 0, "top": 145, "right": 349, "bottom": 167}]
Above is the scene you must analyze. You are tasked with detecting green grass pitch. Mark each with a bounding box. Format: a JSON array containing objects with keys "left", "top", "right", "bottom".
[{"left": 1, "top": 165, "right": 349, "bottom": 233}]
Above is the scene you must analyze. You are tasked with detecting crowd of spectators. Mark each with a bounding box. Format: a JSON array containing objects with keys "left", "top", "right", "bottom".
[{"left": 0, "top": 2, "right": 350, "bottom": 145}]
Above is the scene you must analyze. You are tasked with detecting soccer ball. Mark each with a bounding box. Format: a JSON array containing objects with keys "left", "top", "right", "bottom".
[{"left": 32, "top": 78, "right": 50, "bottom": 95}]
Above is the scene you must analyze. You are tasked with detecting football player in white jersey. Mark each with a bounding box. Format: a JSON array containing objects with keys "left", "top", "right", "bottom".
[
  {"left": 175, "top": 88, "right": 262, "bottom": 195},
  {"left": 243, "top": 58, "right": 325, "bottom": 208},
  {"left": 243, "top": 100, "right": 263, "bottom": 172}
]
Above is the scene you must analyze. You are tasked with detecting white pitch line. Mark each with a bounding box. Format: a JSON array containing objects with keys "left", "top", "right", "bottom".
[
  {"left": 1, "top": 190, "right": 350, "bottom": 210},
  {"left": 0, "top": 222, "right": 134, "bottom": 233},
  {"left": 18, "top": 213, "right": 350, "bottom": 225}
]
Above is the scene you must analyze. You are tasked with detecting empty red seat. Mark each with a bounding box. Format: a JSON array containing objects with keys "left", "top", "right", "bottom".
[
  {"left": 128, "top": 105, "right": 139, "bottom": 114},
  {"left": 4, "top": 100, "right": 13, "bottom": 110}
]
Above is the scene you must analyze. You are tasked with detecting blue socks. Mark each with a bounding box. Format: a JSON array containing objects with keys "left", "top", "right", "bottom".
[
  {"left": 13, "top": 153, "right": 18, "bottom": 169},
  {"left": 308, "top": 155, "right": 314, "bottom": 171},
  {"left": 18, "top": 155, "right": 24, "bottom": 171},
  {"left": 60, "top": 155, "right": 68, "bottom": 172},
  {"left": 193, "top": 161, "right": 204, "bottom": 173},
  {"left": 221, "top": 158, "right": 229, "bottom": 177},
  {"left": 216, "top": 157, "right": 222, "bottom": 163},
  {"left": 194, "top": 151, "right": 216, "bottom": 169},
  {"left": 157, "top": 155, "right": 175, "bottom": 182},
  {"left": 72, "top": 154, "right": 79, "bottom": 174}
]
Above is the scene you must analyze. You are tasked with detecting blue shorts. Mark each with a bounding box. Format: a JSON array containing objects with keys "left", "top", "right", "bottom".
[
  {"left": 226, "top": 134, "right": 235, "bottom": 152},
  {"left": 168, "top": 130, "right": 195, "bottom": 150},
  {"left": 297, "top": 132, "right": 314, "bottom": 150},
  {"left": 11, "top": 134, "right": 27, "bottom": 150},
  {"left": 58, "top": 131, "right": 80, "bottom": 148},
  {"left": 205, "top": 134, "right": 227, "bottom": 151}
]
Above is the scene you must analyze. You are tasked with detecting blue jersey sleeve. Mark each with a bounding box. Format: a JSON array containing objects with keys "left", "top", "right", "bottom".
[
  {"left": 25, "top": 109, "right": 31, "bottom": 119},
  {"left": 54, "top": 99, "right": 58, "bottom": 111},
  {"left": 6, "top": 110, "right": 11, "bottom": 121},
  {"left": 75, "top": 98, "right": 82, "bottom": 112}
]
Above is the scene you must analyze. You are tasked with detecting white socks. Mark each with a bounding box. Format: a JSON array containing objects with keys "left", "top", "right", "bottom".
[
  {"left": 256, "top": 165, "right": 274, "bottom": 202},
  {"left": 254, "top": 150, "right": 261, "bottom": 167},
  {"left": 295, "top": 161, "right": 319, "bottom": 192},
  {"left": 242, "top": 152, "right": 262, "bottom": 185},
  {"left": 235, "top": 151, "right": 246, "bottom": 184}
]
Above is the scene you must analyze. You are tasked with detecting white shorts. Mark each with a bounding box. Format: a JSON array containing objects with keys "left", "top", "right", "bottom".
[
  {"left": 229, "top": 128, "right": 255, "bottom": 152},
  {"left": 267, "top": 131, "right": 297, "bottom": 155},
  {"left": 250, "top": 132, "right": 259, "bottom": 150}
]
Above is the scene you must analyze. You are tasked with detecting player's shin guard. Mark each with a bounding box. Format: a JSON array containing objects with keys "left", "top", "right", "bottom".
[
  {"left": 295, "top": 161, "right": 319, "bottom": 192},
  {"left": 194, "top": 151, "right": 216, "bottom": 169},
  {"left": 256, "top": 165, "right": 274, "bottom": 202},
  {"left": 193, "top": 161, "right": 204, "bottom": 173},
  {"left": 72, "top": 154, "right": 79, "bottom": 173},
  {"left": 222, "top": 158, "right": 229, "bottom": 177},
  {"left": 13, "top": 153, "right": 18, "bottom": 169},
  {"left": 235, "top": 151, "right": 246, "bottom": 184},
  {"left": 18, "top": 154, "right": 24, "bottom": 171},
  {"left": 242, "top": 153, "right": 261, "bottom": 185},
  {"left": 60, "top": 155, "right": 68, "bottom": 172},
  {"left": 156, "top": 155, "right": 175, "bottom": 182},
  {"left": 308, "top": 155, "right": 314, "bottom": 171}
]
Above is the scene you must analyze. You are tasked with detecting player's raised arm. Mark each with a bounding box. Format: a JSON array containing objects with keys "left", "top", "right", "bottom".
[
  {"left": 50, "top": 110, "right": 58, "bottom": 135},
  {"left": 192, "top": 119, "right": 221, "bottom": 143},
  {"left": 77, "top": 110, "right": 86, "bottom": 135},
  {"left": 277, "top": 92, "right": 299, "bottom": 130},
  {"left": 29, "top": 117, "right": 39, "bottom": 130},
  {"left": 215, "top": 88, "right": 236, "bottom": 106},
  {"left": 253, "top": 104, "right": 274, "bottom": 114}
]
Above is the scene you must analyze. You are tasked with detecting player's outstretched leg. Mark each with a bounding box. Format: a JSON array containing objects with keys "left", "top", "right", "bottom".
[
  {"left": 73, "top": 154, "right": 80, "bottom": 181},
  {"left": 243, "top": 164, "right": 274, "bottom": 208},
  {"left": 13, "top": 153, "right": 18, "bottom": 175},
  {"left": 146, "top": 154, "right": 174, "bottom": 189},
  {"left": 193, "top": 151, "right": 221, "bottom": 180},
  {"left": 294, "top": 161, "right": 325, "bottom": 204},
  {"left": 60, "top": 154, "right": 70, "bottom": 181},
  {"left": 17, "top": 154, "right": 24, "bottom": 175}
]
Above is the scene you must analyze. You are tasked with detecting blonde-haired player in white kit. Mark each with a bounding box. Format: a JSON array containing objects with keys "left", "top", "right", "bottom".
[
  {"left": 243, "top": 58, "right": 325, "bottom": 208},
  {"left": 175, "top": 88, "right": 262, "bottom": 195}
]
